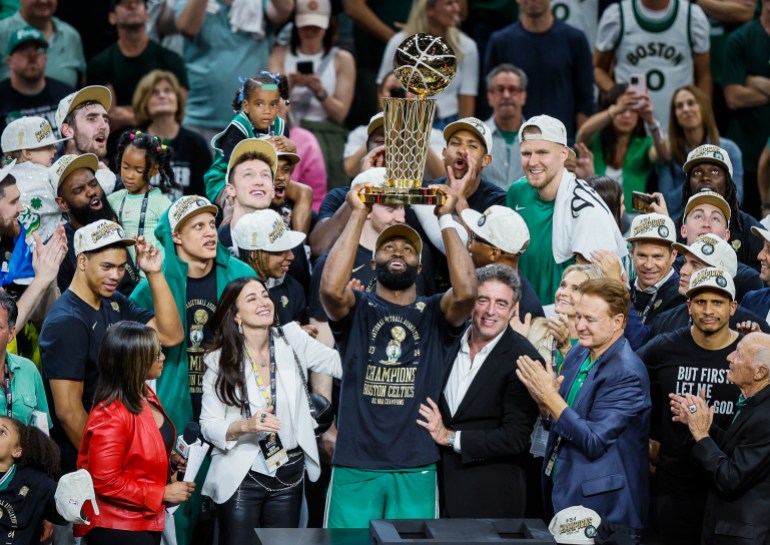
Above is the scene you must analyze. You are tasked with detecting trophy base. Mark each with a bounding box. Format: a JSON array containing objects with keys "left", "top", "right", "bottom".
[{"left": 359, "top": 186, "right": 446, "bottom": 206}]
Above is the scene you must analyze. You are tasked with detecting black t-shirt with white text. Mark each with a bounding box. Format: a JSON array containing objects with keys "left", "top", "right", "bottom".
[
  {"left": 186, "top": 268, "right": 217, "bottom": 422},
  {"left": 638, "top": 328, "right": 740, "bottom": 492},
  {"left": 330, "top": 291, "right": 462, "bottom": 469},
  {"left": 0, "top": 466, "right": 63, "bottom": 545}
]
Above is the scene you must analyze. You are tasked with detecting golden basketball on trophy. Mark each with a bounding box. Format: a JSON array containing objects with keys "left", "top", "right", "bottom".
[{"left": 359, "top": 33, "right": 457, "bottom": 205}]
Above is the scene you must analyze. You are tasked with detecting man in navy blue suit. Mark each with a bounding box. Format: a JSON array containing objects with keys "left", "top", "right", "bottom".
[{"left": 517, "top": 278, "right": 651, "bottom": 543}]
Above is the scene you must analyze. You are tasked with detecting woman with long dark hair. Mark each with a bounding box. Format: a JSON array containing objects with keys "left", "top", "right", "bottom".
[
  {"left": 576, "top": 83, "right": 667, "bottom": 211},
  {"left": 657, "top": 85, "right": 744, "bottom": 219},
  {"left": 200, "top": 277, "right": 341, "bottom": 542},
  {"left": 75, "top": 322, "right": 194, "bottom": 545},
  {"left": 268, "top": 0, "right": 355, "bottom": 189}
]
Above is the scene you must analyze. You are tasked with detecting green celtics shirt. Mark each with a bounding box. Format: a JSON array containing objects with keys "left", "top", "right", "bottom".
[
  {"left": 507, "top": 179, "right": 574, "bottom": 305},
  {"left": 723, "top": 18, "right": 770, "bottom": 171}
]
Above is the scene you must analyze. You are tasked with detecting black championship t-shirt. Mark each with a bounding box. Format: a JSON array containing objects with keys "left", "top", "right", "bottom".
[
  {"left": 638, "top": 328, "right": 740, "bottom": 491},
  {"left": 39, "top": 289, "right": 154, "bottom": 471},
  {"left": 270, "top": 274, "right": 307, "bottom": 326},
  {"left": 0, "top": 466, "right": 63, "bottom": 545},
  {"left": 330, "top": 291, "right": 461, "bottom": 469},
  {"left": 186, "top": 268, "right": 217, "bottom": 421}
]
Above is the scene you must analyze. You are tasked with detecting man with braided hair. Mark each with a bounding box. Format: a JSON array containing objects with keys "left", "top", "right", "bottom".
[{"left": 677, "top": 144, "right": 763, "bottom": 271}]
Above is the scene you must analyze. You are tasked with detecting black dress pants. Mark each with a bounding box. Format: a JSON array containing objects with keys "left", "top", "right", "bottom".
[{"left": 217, "top": 450, "right": 304, "bottom": 545}]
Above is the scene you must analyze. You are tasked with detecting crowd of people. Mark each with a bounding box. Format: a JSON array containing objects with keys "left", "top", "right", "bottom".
[{"left": 0, "top": 0, "right": 767, "bottom": 544}]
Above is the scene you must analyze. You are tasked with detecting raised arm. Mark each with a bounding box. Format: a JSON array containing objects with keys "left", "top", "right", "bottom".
[
  {"left": 136, "top": 237, "right": 183, "bottom": 347},
  {"left": 284, "top": 180, "right": 313, "bottom": 235},
  {"left": 319, "top": 187, "right": 368, "bottom": 321},
  {"left": 175, "top": 0, "right": 208, "bottom": 38},
  {"left": 435, "top": 186, "right": 477, "bottom": 326},
  {"left": 344, "top": 0, "right": 398, "bottom": 44}
]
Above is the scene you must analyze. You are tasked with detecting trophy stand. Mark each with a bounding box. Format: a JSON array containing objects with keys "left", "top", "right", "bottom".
[{"left": 359, "top": 34, "right": 457, "bottom": 206}]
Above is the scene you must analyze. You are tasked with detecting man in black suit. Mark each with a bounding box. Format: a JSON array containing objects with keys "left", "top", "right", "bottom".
[
  {"left": 417, "top": 263, "right": 542, "bottom": 518},
  {"left": 672, "top": 331, "right": 770, "bottom": 545}
]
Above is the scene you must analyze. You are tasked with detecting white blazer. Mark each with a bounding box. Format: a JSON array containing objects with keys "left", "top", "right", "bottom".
[{"left": 200, "top": 322, "right": 342, "bottom": 504}]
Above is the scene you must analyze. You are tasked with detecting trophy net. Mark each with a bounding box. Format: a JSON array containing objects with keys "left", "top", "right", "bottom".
[{"left": 384, "top": 97, "right": 435, "bottom": 189}]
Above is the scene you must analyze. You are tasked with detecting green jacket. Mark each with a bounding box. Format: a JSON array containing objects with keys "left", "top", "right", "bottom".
[
  {"left": 129, "top": 208, "right": 256, "bottom": 432},
  {"left": 203, "top": 112, "right": 285, "bottom": 202}
]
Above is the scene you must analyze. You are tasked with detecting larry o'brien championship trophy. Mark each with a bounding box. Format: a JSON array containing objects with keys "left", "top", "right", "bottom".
[{"left": 359, "top": 33, "right": 457, "bottom": 205}]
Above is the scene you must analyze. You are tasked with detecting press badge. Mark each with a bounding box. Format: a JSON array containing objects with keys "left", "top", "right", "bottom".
[{"left": 260, "top": 433, "right": 288, "bottom": 471}]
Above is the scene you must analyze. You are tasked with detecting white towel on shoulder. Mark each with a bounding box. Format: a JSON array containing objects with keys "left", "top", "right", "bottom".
[{"left": 552, "top": 170, "right": 628, "bottom": 264}]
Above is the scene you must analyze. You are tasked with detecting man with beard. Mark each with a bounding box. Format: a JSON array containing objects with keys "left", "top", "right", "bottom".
[
  {"left": 87, "top": 0, "right": 187, "bottom": 134},
  {"left": 507, "top": 115, "right": 627, "bottom": 305},
  {"left": 638, "top": 267, "right": 741, "bottom": 545},
  {"left": 0, "top": 159, "right": 66, "bottom": 341},
  {"left": 0, "top": 0, "right": 86, "bottom": 88},
  {"left": 319, "top": 183, "right": 477, "bottom": 528},
  {"left": 56, "top": 85, "right": 117, "bottom": 195},
  {"left": 51, "top": 153, "right": 139, "bottom": 294},
  {"left": 0, "top": 27, "right": 73, "bottom": 138},
  {"left": 677, "top": 144, "right": 763, "bottom": 271}
]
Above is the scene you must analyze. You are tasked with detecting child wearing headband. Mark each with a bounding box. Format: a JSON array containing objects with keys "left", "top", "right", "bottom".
[{"left": 204, "top": 72, "right": 296, "bottom": 206}]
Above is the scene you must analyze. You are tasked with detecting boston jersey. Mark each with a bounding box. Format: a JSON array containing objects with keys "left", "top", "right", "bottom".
[{"left": 552, "top": 0, "right": 599, "bottom": 50}]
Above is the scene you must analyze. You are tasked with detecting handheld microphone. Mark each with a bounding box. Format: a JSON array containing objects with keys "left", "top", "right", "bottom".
[{"left": 175, "top": 422, "right": 201, "bottom": 480}]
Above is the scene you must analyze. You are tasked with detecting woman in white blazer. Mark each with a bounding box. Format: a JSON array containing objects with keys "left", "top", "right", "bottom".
[{"left": 200, "top": 277, "right": 341, "bottom": 542}]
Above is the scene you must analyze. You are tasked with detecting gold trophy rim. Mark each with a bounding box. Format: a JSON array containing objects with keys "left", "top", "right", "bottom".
[{"left": 358, "top": 185, "right": 447, "bottom": 206}]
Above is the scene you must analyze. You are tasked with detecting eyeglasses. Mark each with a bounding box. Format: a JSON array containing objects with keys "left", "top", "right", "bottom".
[{"left": 490, "top": 85, "right": 524, "bottom": 96}]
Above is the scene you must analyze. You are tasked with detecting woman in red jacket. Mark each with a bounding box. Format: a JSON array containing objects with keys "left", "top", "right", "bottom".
[{"left": 75, "top": 321, "right": 195, "bottom": 545}]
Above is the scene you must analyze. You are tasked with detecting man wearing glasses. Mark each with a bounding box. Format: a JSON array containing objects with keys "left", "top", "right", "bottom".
[
  {"left": 0, "top": 27, "right": 73, "bottom": 136},
  {"left": 483, "top": 64, "right": 528, "bottom": 191}
]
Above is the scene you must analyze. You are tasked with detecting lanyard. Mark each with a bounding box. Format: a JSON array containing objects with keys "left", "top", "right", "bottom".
[
  {"left": 118, "top": 190, "right": 150, "bottom": 237},
  {"left": 631, "top": 286, "right": 659, "bottom": 324},
  {"left": 242, "top": 335, "right": 276, "bottom": 418},
  {"left": 548, "top": 356, "right": 597, "bottom": 478},
  {"left": 2, "top": 360, "right": 10, "bottom": 418}
]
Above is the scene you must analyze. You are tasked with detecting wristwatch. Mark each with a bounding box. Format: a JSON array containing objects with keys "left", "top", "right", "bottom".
[{"left": 447, "top": 431, "right": 457, "bottom": 449}]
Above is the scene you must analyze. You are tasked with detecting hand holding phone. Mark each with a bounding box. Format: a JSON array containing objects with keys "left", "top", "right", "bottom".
[
  {"left": 632, "top": 191, "right": 659, "bottom": 213},
  {"left": 297, "top": 61, "right": 314, "bottom": 75}
]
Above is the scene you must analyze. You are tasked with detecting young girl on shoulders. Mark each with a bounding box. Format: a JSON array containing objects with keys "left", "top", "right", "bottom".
[{"left": 204, "top": 71, "right": 297, "bottom": 205}]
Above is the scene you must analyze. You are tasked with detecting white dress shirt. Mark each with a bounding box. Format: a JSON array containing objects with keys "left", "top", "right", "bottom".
[{"left": 443, "top": 326, "right": 507, "bottom": 451}]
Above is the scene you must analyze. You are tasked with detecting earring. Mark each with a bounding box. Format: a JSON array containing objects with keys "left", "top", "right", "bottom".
[{"left": 237, "top": 322, "right": 243, "bottom": 335}]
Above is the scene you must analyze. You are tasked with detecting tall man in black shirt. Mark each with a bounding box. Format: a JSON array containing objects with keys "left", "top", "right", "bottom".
[
  {"left": 40, "top": 219, "right": 182, "bottom": 472},
  {"left": 320, "top": 183, "right": 477, "bottom": 528},
  {"left": 639, "top": 267, "right": 741, "bottom": 545}
]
